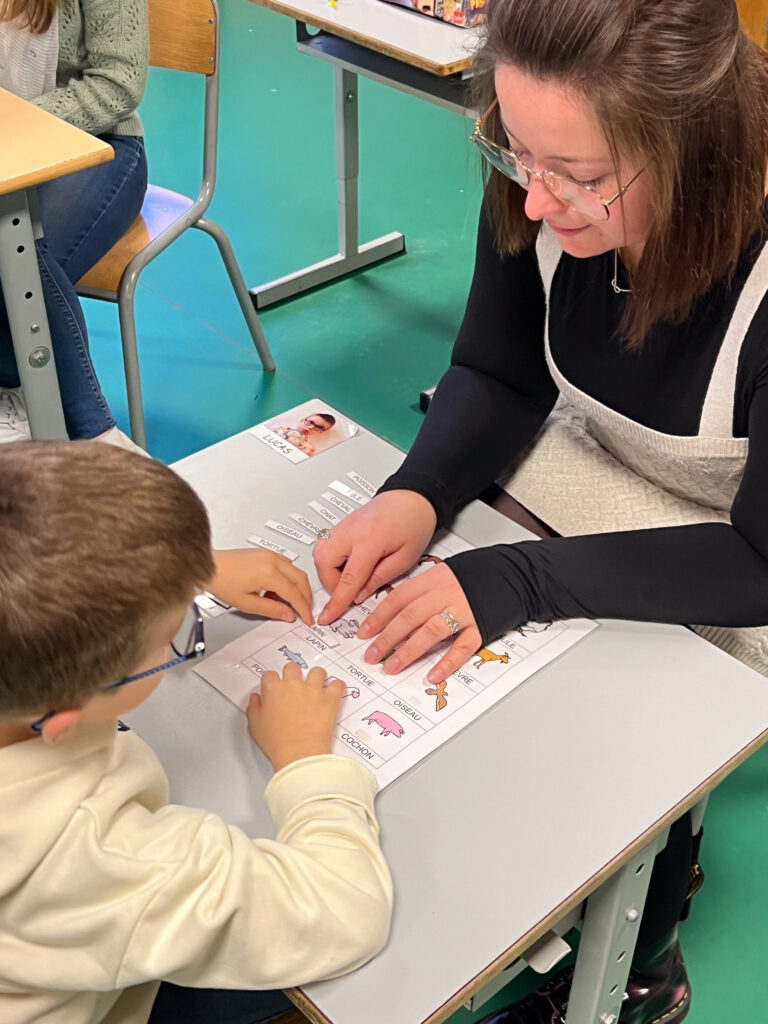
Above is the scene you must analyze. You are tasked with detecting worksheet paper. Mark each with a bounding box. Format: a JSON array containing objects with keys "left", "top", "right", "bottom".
[{"left": 195, "top": 530, "right": 598, "bottom": 789}]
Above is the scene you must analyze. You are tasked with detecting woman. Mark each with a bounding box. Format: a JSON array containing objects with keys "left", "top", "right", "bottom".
[
  {"left": 313, "top": 1, "right": 768, "bottom": 1020},
  {"left": 0, "top": 0, "right": 148, "bottom": 446}
]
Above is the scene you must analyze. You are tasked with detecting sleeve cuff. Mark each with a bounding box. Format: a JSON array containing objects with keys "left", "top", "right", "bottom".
[
  {"left": 377, "top": 470, "right": 451, "bottom": 528},
  {"left": 265, "top": 755, "right": 380, "bottom": 831},
  {"left": 446, "top": 545, "right": 533, "bottom": 643}
]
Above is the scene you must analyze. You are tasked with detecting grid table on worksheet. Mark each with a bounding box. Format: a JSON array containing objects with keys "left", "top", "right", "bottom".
[{"left": 196, "top": 531, "right": 596, "bottom": 787}]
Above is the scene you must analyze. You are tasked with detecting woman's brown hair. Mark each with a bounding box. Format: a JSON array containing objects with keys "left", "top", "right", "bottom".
[
  {"left": 473, "top": 0, "right": 768, "bottom": 347},
  {"left": 0, "top": 0, "right": 61, "bottom": 33}
]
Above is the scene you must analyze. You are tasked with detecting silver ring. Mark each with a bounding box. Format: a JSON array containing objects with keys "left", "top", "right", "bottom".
[
  {"left": 440, "top": 609, "right": 460, "bottom": 636},
  {"left": 316, "top": 528, "right": 331, "bottom": 541}
]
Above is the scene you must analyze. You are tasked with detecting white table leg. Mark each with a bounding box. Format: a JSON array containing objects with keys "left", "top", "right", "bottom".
[
  {"left": 250, "top": 65, "right": 404, "bottom": 309},
  {"left": 0, "top": 189, "right": 67, "bottom": 439},
  {"left": 564, "top": 828, "right": 670, "bottom": 1024}
]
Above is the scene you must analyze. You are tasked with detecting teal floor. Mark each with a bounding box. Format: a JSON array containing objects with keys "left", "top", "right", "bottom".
[
  {"left": 84, "top": 2, "right": 768, "bottom": 1019},
  {"left": 86, "top": 0, "right": 482, "bottom": 465}
]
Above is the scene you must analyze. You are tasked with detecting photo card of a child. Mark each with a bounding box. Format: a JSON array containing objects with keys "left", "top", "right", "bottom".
[{"left": 250, "top": 401, "right": 359, "bottom": 464}]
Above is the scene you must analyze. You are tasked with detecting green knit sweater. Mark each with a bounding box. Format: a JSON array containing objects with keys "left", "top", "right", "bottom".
[{"left": 34, "top": 0, "right": 148, "bottom": 136}]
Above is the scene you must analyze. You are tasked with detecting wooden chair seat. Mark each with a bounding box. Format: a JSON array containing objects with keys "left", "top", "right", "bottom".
[
  {"left": 75, "top": 0, "right": 273, "bottom": 450},
  {"left": 77, "top": 184, "right": 194, "bottom": 294}
]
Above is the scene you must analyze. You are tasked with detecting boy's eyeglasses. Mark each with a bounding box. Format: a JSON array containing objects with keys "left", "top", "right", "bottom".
[
  {"left": 30, "top": 604, "right": 206, "bottom": 734},
  {"left": 470, "top": 99, "right": 643, "bottom": 222}
]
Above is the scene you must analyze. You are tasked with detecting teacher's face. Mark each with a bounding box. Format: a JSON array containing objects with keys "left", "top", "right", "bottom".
[{"left": 494, "top": 64, "right": 653, "bottom": 264}]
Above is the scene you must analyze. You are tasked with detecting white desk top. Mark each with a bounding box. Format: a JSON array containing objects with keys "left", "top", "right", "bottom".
[
  {"left": 125, "top": 426, "right": 768, "bottom": 1024},
  {"left": 249, "top": 0, "right": 480, "bottom": 75}
]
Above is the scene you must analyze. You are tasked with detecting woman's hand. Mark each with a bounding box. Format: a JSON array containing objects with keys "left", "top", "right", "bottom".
[
  {"left": 357, "top": 563, "right": 481, "bottom": 684},
  {"left": 315, "top": 490, "right": 438, "bottom": 625},
  {"left": 247, "top": 663, "right": 345, "bottom": 772},
  {"left": 209, "top": 549, "right": 313, "bottom": 625}
]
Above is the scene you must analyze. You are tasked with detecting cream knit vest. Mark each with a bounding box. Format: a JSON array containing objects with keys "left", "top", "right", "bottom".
[{"left": 501, "top": 226, "right": 768, "bottom": 676}]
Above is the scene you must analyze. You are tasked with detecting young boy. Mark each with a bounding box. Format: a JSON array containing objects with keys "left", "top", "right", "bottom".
[{"left": 0, "top": 441, "right": 392, "bottom": 1024}]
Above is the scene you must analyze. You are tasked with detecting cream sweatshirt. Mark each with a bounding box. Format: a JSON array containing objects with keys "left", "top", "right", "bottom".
[{"left": 0, "top": 722, "right": 392, "bottom": 1023}]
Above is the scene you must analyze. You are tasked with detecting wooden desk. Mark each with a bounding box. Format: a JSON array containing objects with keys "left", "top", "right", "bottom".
[
  {"left": 0, "top": 88, "right": 112, "bottom": 438},
  {"left": 247, "top": 0, "right": 480, "bottom": 308},
  {"left": 253, "top": 0, "right": 477, "bottom": 75},
  {"left": 125, "top": 423, "right": 768, "bottom": 1024}
]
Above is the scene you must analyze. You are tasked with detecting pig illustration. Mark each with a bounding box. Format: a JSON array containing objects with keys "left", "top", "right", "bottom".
[{"left": 363, "top": 710, "right": 404, "bottom": 738}]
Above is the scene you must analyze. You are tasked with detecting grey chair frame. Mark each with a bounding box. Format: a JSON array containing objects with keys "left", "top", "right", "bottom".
[{"left": 77, "top": 0, "right": 274, "bottom": 449}]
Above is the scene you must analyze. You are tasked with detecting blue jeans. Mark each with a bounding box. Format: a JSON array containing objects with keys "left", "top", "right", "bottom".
[
  {"left": 0, "top": 133, "right": 148, "bottom": 438},
  {"left": 148, "top": 981, "right": 293, "bottom": 1024}
]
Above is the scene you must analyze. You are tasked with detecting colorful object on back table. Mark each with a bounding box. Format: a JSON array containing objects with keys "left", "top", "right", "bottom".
[{"left": 375, "top": 0, "right": 486, "bottom": 29}]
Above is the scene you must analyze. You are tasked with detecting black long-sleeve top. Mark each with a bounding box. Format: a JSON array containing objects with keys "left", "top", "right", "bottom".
[{"left": 380, "top": 209, "right": 768, "bottom": 643}]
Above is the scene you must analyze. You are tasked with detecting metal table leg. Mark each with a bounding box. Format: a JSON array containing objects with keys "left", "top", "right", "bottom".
[
  {"left": 250, "top": 64, "right": 405, "bottom": 309},
  {"left": 0, "top": 189, "right": 67, "bottom": 439},
  {"left": 564, "top": 828, "right": 670, "bottom": 1024},
  {"left": 690, "top": 794, "right": 708, "bottom": 834}
]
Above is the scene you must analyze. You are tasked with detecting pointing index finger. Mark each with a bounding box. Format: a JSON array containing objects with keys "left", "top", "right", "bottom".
[
  {"left": 313, "top": 529, "right": 348, "bottom": 594},
  {"left": 318, "top": 549, "right": 382, "bottom": 625}
]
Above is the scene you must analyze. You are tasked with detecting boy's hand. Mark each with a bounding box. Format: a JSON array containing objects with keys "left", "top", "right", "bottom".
[
  {"left": 246, "top": 663, "right": 346, "bottom": 772},
  {"left": 209, "top": 549, "right": 313, "bottom": 625}
]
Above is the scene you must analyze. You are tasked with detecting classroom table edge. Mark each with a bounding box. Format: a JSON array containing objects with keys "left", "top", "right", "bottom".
[
  {"left": 0, "top": 143, "right": 114, "bottom": 197},
  {"left": 249, "top": 0, "right": 475, "bottom": 76},
  {"left": 285, "top": 720, "right": 768, "bottom": 1024}
]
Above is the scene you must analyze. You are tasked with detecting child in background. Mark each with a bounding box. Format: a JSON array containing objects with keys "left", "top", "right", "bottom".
[
  {"left": 0, "top": 0, "right": 149, "bottom": 446},
  {"left": 0, "top": 441, "right": 392, "bottom": 1024}
]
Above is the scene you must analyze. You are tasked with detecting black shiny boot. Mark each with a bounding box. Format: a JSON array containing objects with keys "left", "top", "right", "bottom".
[{"left": 476, "top": 932, "right": 690, "bottom": 1024}]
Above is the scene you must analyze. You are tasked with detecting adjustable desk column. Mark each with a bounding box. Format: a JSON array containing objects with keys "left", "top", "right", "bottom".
[
  {"left": 247, "top": 0, "right": 479, "bottom": 308},
  {"left": 0, "top": 88, "right": 112, "bottom": 438}
]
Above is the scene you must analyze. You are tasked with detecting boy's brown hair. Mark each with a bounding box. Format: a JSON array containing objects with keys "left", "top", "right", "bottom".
[
  {"left": 0, "top": 442, "right": 214, "bottom": 718},
  {"left": 473, "top": 0, "right": 768, "bottom": 348}
]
